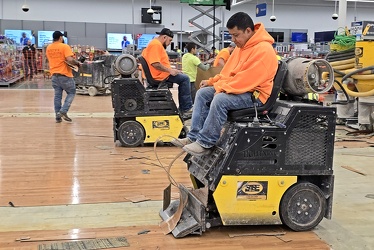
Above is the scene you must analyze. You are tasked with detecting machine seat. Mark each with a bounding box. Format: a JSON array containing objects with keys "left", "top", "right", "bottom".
[
  {"left": 227, "top": 60, "right": 288, "bottom": 122},
  {"left": 138, "top": 56, "right": 173, "bottom": 89}
]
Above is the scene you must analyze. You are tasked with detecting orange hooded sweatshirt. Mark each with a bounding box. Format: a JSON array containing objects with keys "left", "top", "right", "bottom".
[{"left": 207, "top": 23, "right": 278, "bottom": 104}]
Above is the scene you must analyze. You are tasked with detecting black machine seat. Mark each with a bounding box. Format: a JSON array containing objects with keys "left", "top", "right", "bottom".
[
  {"left": 227, "top": 60, "right": 288, "bottom": 121},
  {"left": 138, "top": 56, "right": 173, "bottom": 89}
]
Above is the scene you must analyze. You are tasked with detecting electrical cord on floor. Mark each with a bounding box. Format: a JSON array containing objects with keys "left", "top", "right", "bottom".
[{"left": 153, "top": 135, "right": 186, "bottom": 188}]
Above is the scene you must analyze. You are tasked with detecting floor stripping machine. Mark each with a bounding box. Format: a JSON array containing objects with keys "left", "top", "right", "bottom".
[
  {"left": 159, "top": 58, "right": 337, "bottom": 238},
  {"left": 111, "top": 54, "right": 188, "bottom": 147}
]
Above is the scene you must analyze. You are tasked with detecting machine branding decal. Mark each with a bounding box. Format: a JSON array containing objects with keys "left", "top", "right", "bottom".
[
  {"left": 355, "top": 47, "right": 363, "bottom": 68},
  {"left": 243, "top": 150, "right": 276, "bottom": 158},
  {"left": 355, "top": 47, "right": 363, "bottom": 57},
  {"left": 152, "top": 120, "right": 170, "bottom": 129},
  {"left": 237, "top": 181, "right": 268, "bottom": 200}
]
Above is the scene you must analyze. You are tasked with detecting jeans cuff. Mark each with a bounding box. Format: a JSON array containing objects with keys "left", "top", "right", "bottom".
[{"left": 196, "top": 140, "right": 213, "bottom": 149}]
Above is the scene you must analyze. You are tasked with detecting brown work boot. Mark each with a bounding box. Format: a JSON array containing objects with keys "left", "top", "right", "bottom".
[{"left": 58, "top": 112, "right": 72, "bottom": 122}]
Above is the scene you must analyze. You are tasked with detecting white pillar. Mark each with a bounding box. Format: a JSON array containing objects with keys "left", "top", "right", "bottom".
[{"left": 338, "top": 0, "right": 347, "bottom": 28}]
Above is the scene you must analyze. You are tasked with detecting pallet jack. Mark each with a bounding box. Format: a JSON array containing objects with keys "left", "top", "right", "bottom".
[
  {"left": 159, "top": 58, "right": 337, "bottom": 238},
  {"left": 111, "top": 54, "right": 188, "bottom": 147}
]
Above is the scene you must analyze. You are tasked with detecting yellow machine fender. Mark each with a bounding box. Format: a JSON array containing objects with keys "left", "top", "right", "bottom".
[
  {"left": 213, "top": 175, "right": 297, "bottom": 225},
  {"left": 136, "top": 115, "right": 184, "bottom": 143}
]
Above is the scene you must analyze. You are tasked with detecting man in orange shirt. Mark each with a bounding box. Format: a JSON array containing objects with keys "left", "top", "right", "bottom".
[
  {"left": 172, "top": 12, "right": 278, "bottom": 156},
  {"left": 141, "top": 28, "right": 193, "bottom": 119},
  {"left": 212, "top": 42, "right": 236, "bottom": 67},
  {"left": 46, "top": 31, "right": 81, "bottom": 123}
]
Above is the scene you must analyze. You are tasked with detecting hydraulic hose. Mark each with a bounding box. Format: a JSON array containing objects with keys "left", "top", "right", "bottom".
[
  {"left": 340, "top": 84, "right": 374, "bottom": 97},
  {"left": 341, "top": 65, "right": 374, "bottom": 82},
  {"left": 329, "top": 58, "right": 355, "bottom": 66}
]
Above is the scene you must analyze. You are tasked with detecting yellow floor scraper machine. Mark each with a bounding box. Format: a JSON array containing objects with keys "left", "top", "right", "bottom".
[
  {"left": 160, "top": 58, "right": 337, "bottom": 238},
  {"left": 111, "top": 54, "right": 188, "bottom": 147}
]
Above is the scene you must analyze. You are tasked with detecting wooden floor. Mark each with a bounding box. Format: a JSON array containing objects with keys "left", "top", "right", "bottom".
[{"left": 0, "top": 88, "right": 331, "bottom": 249}]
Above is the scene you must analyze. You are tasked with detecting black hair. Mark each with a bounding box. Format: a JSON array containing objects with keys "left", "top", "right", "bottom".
[
  {"left": 226, "top": 12, "right": 254, "bottom": 31},
  {"left": 185, "top": 42, "right": 196, "bottom": 53}
]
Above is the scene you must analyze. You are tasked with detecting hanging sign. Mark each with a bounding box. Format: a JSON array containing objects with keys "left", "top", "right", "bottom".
[{"left": 256, "top": 3, "right": 267, "bottom": 17}]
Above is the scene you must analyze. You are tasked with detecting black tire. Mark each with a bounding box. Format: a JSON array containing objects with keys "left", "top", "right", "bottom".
[
  {"left": 280, "top": 182, "right": 326, "bottom": 231},
  {"left": 179, "top": 125, "right": 189, "bottom": 139},
  {"left": 118, "top": 121, "right": 145, "bottom": 147}
]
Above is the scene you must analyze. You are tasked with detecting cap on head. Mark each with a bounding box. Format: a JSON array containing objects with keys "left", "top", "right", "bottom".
[
  {"left": 53, "top": 31, "right": 64, "bottom": 40},
  {"left": 156, "top": 28, "right": 174, "bottom": 38}
]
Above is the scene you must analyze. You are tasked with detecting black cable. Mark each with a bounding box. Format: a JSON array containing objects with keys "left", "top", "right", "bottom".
[
  {"left": 326, "top": 54, "right": 355, "bottom": 62},
  {"left": 103, "top": 74, "right": 120, "bottom": 84},
  {"left": 341, "top": 65, "right": 374, "bottom": 82},
  {"left": 330, "top": 79, "right": 355, "bottom": 105},
  {"left": 333, "top": 68, "right": 346, "bottom": 76}
]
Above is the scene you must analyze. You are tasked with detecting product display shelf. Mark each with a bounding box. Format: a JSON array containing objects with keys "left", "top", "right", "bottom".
[{"left": 0, "top": 36, "right": 24, "bottom": 86}]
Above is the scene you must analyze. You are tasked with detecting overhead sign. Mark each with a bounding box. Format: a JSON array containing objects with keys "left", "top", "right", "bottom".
[{"left": 256, "top": 3, "right": 267, "bottom": 17}]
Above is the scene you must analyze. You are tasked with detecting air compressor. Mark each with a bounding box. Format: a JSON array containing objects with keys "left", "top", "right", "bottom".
[{"left": 327, "top": 21, "right": 374, "bottom": 131}]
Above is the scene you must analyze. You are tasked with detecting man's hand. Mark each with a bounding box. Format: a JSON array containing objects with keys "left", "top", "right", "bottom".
[
  {"left": 169, "top": 68, "right": 181, "bottom": 76},
  {"left": 200, "top": 80, "right": 209, "bottom": 88}
]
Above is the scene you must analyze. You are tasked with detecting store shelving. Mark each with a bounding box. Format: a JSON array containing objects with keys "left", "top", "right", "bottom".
[{"left": 0, "top": 36, "right": 24, "bottom": 87}]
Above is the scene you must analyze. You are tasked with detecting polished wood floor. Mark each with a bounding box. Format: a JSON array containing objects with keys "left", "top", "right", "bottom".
[{"left": 0, "top": 86, "right": 331, "bottom": 249}]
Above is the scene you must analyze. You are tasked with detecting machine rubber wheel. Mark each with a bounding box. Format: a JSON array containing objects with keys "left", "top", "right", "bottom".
[
  {"left": 88, "top": 86, "right": 98, "bottom": 96},
  {"left": 179, "top": 125, "right": 189, "bottom": 139},
  {"left": 279, "top": 182, "right": 326, "bottom": 231},
  {"left": 118, "top": 121, "right": 145, "bottom": 147}
]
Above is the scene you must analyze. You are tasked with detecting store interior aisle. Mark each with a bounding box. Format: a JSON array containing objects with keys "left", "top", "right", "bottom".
[{"left": 0, "top": 79, "right": 373, "bottom": 249}]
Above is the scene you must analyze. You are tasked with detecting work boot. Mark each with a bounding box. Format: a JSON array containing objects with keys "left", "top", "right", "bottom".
[
  {"left": 181, "top": 108, "right": 193, "bottom": 120},
  {"left": 58, "top": 112, "right": 72, "bottom": 122},
  {"left": 183, "top": 142, "right": 211, "bottom": 156},
  {"left": 56, "top": 113, "right": 62, "bottom": 123},
  {"left": 171, "top": 138, "right": 192, "bottom": 148}
]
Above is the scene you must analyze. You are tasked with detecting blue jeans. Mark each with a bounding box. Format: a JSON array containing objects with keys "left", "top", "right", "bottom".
[
  {"left": 188, "top": 87, "right": 261, "bottom": 148},
  {"left": 167, "top": 73, "right": 193, "bottom": 112},
  {"left": 52, "top": 75, "right": 76, "bottom": 118}
]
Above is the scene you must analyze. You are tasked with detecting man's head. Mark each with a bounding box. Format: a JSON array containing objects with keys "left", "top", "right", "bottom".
[
  {"left": 185, "top": 42, "right": 197, "bottom": 54},
  {"left": 52, "top": 31, "right": 64, "bottom": 42},
  {"left": 228, "top": 42, "right": 236, "bottom": 53},
  {"left": 27, "top": 40, "right": 32, "bottom": 46},
  {"left": 22, "top": 32, "right": 26, "bottom": 38},
  {"left": 156, "top": 28, "right": 174, "bottom": 48},
  {"left": 226, "top": 12, "right": 255, "bottom": 48},
  {"left": 123, "top": 36, "right": 127, "bottom": 41}
]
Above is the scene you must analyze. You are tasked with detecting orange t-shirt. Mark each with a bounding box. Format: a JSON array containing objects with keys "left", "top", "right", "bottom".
[
  {"left": 141, "top": 38, "right": 170, "bottom": 81},
  {"left": 46, "top": 42, "right": 74, "bottom": 77},
  {"left": 213, "top": 48, "right": 230, "bottom": 67}
]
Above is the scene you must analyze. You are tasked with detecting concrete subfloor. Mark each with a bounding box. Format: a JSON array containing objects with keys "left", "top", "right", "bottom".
[{"left": 1, "top": 77, "right": 374, "bottom": 250}]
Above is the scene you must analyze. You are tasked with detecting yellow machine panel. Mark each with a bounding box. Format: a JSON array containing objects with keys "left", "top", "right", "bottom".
[
  {"left": 355, "top": 41, "right": 374, "bottom": 69},
  {"left": 213, "top": 176, "right": 297, "bottom": 225},
  {"left": 136, "top": 115, "right": 183, "bottom": 143}
]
